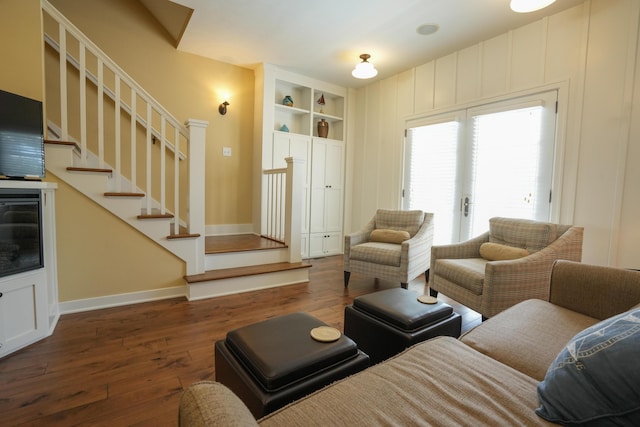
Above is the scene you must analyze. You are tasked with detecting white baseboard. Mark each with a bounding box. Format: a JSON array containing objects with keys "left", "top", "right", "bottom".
[
  {"left": 205, "top": 223, "right": 255, "bottom": 236},
  {"left": 59, "top": 286, "right": 186, "bottom": 314}
]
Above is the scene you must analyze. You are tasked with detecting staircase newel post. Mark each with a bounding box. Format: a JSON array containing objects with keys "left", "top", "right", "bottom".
[
  {"left": 285, "top": 157, "right": 304, "bottom": 263},
  {"left": 186, "top": 119, "right": 209, "bottom": 275}
]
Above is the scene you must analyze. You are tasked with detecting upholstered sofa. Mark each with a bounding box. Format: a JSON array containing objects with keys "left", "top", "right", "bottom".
[{"left": 179, "top": 261, "right": 640, "bottom": 426}]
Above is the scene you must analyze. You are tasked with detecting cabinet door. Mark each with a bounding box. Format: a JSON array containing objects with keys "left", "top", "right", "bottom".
[
  {"left": 324, "top": 141, "right": 344, "bottom": 189},
  {"left": 310, "top": 138, "right": 344, "bottom": 235},
  {"left": 324, "top": 232, "right": 342, "bottom": 255},
  {"left": 0, "top": 270, "right": 48, "bottom": 358},
  {"left": 272, "top": 133, "right": 290, "bottom": 169},
  {"left": 324, "top": 188, "right": 343, "bottom": 232},
  {"left": 308, "top": 233, "right": 325, "bottom": 258}
]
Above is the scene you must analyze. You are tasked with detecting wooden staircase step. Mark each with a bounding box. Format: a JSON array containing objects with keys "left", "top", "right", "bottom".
[
  {"left": 168, "top": 233, "right": 200, "bottom": 239},
  {"left": 67, "top": 166, "right": 112, "bottom": 173},
  {"left": 44, "top": 139, "right": 79, "bottom": 150},
  {"left": 185, "top": 262, "right": 311, "bottom": 284},
  {"left": 138, "top": 213, "right": 174, "bottom": 219},
  {"left": 104, "top": 192, "right": 145, "bottom": 197}
]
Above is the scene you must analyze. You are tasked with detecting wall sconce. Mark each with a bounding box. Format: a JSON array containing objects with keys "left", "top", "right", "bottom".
[
  {"left": 218, "top": 101, "right": 230, "bottom": 115},
  {"left": 352, "top": 54, "right": 378, "bottom": 79}
]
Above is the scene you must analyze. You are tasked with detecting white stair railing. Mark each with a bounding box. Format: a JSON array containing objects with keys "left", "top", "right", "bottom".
[
  {"left": 263, "top": 157, "right": 304, "bottom": 263},
  {"left": 41, "top": 0, "right": 191, "bottom": 228}
]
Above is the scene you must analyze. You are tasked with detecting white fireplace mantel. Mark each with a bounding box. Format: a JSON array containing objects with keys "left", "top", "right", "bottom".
[{"left": 0, "top": 180, "right": 59, "bottom": 358}]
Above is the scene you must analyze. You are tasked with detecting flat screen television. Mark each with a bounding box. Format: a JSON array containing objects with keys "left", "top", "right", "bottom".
[{"left": 0, "top": 89, "right": 45, "bottom": 180}]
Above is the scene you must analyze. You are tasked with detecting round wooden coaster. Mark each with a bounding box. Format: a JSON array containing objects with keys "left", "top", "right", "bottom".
[
  {"left": 310, "top": 326, "right": 341, "bottom": 342},
  {"left": 417, "top": 295, "right": 438, "bottom": 304}
]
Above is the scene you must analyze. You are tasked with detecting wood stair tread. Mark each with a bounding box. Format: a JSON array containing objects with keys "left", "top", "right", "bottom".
[
  {"left": 185, "top": 262, "right": 312, "bottom": 283},
  {"left": 138, "top": 213, "right": 174, "bottom": 219},
  {"left": 67, "top": 166, "right": 112, "bottom": 173},
  {"left": 104, "top": 192, "right": 145, "bottom": 197},
  {"left": 167, "top": 233, "right": 200, "bottom": 240},
  {"left": 44, "top": 139, "right": 79, "bottom": 149}
]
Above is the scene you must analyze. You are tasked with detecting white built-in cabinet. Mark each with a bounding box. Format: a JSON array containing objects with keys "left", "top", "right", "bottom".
[
  {"left": 0, "top": 182, "right": 58, "bottom": 358},
  {"left": 256, "top": 64, "right": 347, "bottom": 258},
  {"left": 309, "top": 138, "right": 344, "bottom": 257}
]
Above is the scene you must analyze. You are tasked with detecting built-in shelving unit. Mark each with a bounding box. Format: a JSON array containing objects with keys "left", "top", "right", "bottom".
[{"left": 256, "top": 64, "right": 347, "bottom": 258}]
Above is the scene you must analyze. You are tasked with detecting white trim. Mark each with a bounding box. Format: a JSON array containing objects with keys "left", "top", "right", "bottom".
[
  {"left": 59, "top": 286, "right": 186, "bottom": 314},
  {"left": 205, "top": 223, "right": 254, "bottom": 236}
]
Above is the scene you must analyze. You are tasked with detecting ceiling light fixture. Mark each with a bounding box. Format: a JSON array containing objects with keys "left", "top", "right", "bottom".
[
  {"left": 352, "top": 54, "right": 378, "bottom": 79},
  {"left": 510, "top": 0, "right": 556, "bottom": 13}
]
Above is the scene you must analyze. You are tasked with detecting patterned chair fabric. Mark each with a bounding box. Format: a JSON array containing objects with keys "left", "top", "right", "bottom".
[
  {"left": 344, "top": 209, "right": 434, "bottom": 288},
  {"left": 429, "top": 217, "right": 584, "bottom": 319}
]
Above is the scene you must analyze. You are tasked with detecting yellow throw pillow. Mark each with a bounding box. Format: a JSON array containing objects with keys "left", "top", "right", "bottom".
[
  {"left": 479, "top": 242, "right": 530, "bottom": 261},
  {"left": 370, "top": 229, "right": 411, "bottom": 244}
]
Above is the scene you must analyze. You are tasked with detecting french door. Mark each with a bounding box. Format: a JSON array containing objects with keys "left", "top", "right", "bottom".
[{"left": 403, "top": 91, "right": 558, "bottom": 244}]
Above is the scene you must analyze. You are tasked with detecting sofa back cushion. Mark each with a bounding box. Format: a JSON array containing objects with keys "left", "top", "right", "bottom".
[
  {"left": 375, "top": 209, "right": 424, "bottom": 237},
  {"left": 489, "top": 217, "right": 557, "bottom": 253}
]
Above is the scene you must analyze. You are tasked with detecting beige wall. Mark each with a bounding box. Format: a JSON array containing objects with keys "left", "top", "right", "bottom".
[
  {"left": 49, "top": 0, "right": 255, "bottom": 226},
  {"left": 0, "top": 0, "right": 44, "bottom": 100},
  {"left": 1, "top": 0, "right": 256, "bottom": 303},
  {"left": 348, "top": 0, "right": 640, "bottom": 269},
  {"left": 47, "top": 174, "right": 185, "bottom": 301}
]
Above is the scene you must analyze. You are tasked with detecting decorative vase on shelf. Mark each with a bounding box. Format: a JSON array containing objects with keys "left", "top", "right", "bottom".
[
  {"left": 317, "top": 119, "right": 329, "bottom": 138},
  {"left": 279, "top": 124, "right": 289, "bottom": 132},
  {"left": 282, "top": 95, "right": 294, "bottom": 107}
]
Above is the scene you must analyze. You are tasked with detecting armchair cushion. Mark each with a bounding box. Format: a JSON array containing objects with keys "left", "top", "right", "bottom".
[
  {"left": 436, "top": 258, "right": 486, "bottom": 295},
  {"left": 375, "top": 209, "right": 424, "bottom": 237},
  {"left": 350, "top": 242, "right": 401, "bottom": 267},
  {"left": 489, "top": 217, "right": 557, "bottom": 253},
  {"left": 370, "top": 229, "right": 410, "bottom": 244},
  {"left": 536, "top": 308, "right": 640, "bottom": 425},
  {"left": 479, "top": 242, "right": 530, "bottom": 261}
]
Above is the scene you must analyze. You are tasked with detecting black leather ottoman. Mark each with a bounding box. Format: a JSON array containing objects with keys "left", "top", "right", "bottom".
[
  {"left": 344, "top": 288, "right": 462, "bottom": 364},
  {"left": 215, "top": 312, "right": 370, "bottom": 418}
]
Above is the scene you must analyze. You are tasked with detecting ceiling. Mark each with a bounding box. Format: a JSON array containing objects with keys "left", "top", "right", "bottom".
[{"left": 144, "top": 0, "right": 585, "bottom": 89}]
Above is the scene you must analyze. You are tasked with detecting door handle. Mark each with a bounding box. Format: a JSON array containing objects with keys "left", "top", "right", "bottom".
[{"left": 464, "top": 197, "right": 470, "bottom": 217}]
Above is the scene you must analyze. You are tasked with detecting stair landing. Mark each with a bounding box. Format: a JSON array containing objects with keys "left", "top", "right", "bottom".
[
  {"left": 205, "top": 234, "right": 286, "bottom": 254},
  {"left": 185, "top": 234, "right": 311, "bottom": 300}
]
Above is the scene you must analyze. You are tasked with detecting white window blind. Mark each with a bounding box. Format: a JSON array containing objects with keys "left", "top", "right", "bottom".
[
  {"left": 405, "top": 120, "right": 459, "bottom": 244},
  {"left": 467, "top": 106, "right": 545, "bottom": 236}
]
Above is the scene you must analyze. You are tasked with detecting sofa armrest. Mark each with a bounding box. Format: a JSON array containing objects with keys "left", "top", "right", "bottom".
[
  {"left": 179, "top": 381, "right": 259, "bottom": 427},
  {"left": 549, "top": 260, "right": 640, "bottom": 320},
  {"left": 480, "top": 226, "right": 584, "bottom": 317},
  {"left": 430, "top": 231, "right": 489, "bottom": 273}
]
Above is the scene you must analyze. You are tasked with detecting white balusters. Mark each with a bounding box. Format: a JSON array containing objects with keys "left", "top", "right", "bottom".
[
  {"left": 58, "top": 24, "right": 67, "bottom": 141},
  {"left": 97, "top": 58, "right": 104, "bottom": 168}
]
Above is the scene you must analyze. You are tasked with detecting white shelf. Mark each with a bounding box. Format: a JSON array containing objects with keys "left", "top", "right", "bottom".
[{"left": 275, "top": 104, "right": 310, "bottom": 115}]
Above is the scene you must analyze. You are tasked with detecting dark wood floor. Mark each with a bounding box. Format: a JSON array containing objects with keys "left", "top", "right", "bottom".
[{"left": 0, "top": 255, "right": 481, "bottom": 426}]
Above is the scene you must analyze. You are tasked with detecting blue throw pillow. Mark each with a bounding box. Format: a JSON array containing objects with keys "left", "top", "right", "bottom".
[{"left": 536, "top": 308, "right": 640, "bottom": 425}]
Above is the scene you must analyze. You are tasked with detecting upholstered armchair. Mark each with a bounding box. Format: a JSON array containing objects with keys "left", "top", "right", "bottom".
[
  {"left": 344, "top": 209, "right": 434, "bottom": 288},
  {"left": 429, "top": 217, "right": 584, "bottom": 319}
]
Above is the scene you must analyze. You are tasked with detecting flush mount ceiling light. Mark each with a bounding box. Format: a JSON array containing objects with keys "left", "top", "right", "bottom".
[
  {"left": 510, "top": 0, "right": 556, "bottom": 13},
  {"left": 352, "top": 54, "right": 378, "bottom": 79}
]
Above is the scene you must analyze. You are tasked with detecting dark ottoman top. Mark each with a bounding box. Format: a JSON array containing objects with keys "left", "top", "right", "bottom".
[
  {"left": 353, "top": 288, "right": 453, "bottom": 331},
  {"left": 225, "top": 312, "right": 358, "bottom": 391}
]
